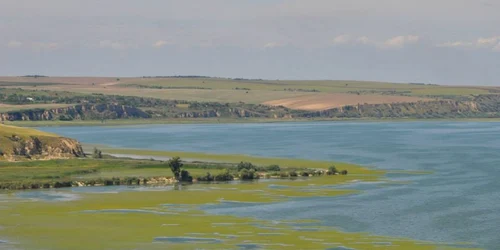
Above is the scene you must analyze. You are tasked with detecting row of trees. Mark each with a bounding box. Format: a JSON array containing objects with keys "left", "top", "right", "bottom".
[
  {"left": 168, "top": 158, "right": 348, "bottom": 183},
  {"left": 89, "top": 151, "right": 348, "bottom": 183}
]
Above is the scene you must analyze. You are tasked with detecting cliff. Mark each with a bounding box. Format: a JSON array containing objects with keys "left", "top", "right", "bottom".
[
  {"left": 0, "top": 125, "right": 85, "bottom": 161},
  {"left": 297, "top": 98, "right": 494, "bottom": 119},
  {"left": 1, "top": 94, "right": 500, "bottom": 121},
  {"left": 0, "top": 104, "right": 151, "bottom": 122}
]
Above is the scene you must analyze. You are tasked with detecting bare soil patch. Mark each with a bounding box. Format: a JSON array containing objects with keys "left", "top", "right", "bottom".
[{"left": 264, "top": 93, "right": 431, "bottom": 111}]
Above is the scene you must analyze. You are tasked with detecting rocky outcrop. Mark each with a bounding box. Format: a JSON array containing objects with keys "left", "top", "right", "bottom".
[
  {"left": 1, "top": 134, "right": 85, "bottom": 161},
  {"left": 0, "top": 104, "right": 151, "bottom": 121},
  {"left": 297, "top": 97, "right": 500, "bottom": 119}
]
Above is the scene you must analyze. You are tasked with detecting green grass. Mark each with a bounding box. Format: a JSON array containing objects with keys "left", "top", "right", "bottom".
[
  {"left": 102, "top": 148, "right": 381, "bottom": 176},
  {"left": 5, "top": 77, "right": 496, "bottom": 108},
  {"left": 120, "top": 78, "right": 494, "bottom": 97},
  {"left": 0, "top": 103, "right": 74, "bottom": 112},
  {"left": 0, "top": 158, "right": 226, "bottom": 183},
  {"left": 0, "top": 124, "right": 57, "bottom": 137},
  {"left": 0, "top": 124, "right": 63, "bottom": 159}
]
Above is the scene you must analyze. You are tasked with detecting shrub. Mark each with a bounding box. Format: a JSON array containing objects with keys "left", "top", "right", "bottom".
[
  {"left": 328, "top": 165, "right": 338, "bottom": 175},
  {"left": 180, "top": 170, "right": 193, "bottom": 182},
  {"left": 237, "top": 162, "right": 256, "bottom": 171},
  {"left": 214, "top": 170, "right": 234, "bottom": 181},
  {"left": 266, "top": 165, "right": 281, "bottom": 172},
  {"left": 197, "top": 172, "right": 214, "bottom": 182},
  {"left": 92, "top": 147, "right": 102, "bottom": 159},
  {"left": 279, "top": 172, "right": 289, "bottom": 178},
  {"left": 239, "top": 169, "right": 258, "bottom": 180}
]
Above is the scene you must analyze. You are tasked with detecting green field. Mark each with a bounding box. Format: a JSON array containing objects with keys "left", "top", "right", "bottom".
[
  {"left": 121, "top": 78, "right": 494, "bottom": 96},
  {"left": 2, "top": 76, "right": 500, "bottom": 124}
]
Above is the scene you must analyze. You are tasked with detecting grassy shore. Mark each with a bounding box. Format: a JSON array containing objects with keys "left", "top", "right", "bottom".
[
  {"left": 5, "top": 117, "right": 500, "bottom": 128},
  {"left": 0, "top": 155, "right": 478, "bottom": 250},
  {"left": 101, "top": 148, "right": 380, "bottom": 175}
]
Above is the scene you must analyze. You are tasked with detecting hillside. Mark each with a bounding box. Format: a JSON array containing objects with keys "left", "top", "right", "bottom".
[
  {"left": 0, "top": 124, "right": 85, "bottom": 161},
  {"left": 1, "top": 76, "right": 500, "bottom": 122}
]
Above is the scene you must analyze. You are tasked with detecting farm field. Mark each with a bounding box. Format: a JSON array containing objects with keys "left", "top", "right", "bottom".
[
  {"left": 264, "top": 93, "right": 431, "bottom": 111},
  {"left": 1, "top": 76, "right": 497, "bottom": 110}
]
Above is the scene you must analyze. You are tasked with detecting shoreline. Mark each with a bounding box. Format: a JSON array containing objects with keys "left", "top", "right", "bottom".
[{"left": 5, "top": 117, "right": 500, "bottom": 127}]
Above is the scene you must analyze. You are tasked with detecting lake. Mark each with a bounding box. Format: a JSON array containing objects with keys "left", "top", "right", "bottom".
[{"left": 39, "top": 122, "right": 500, "bottom": 249}]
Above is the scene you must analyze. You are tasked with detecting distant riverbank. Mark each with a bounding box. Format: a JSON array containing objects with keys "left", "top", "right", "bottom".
[{"left": 5, "top": 116, "right": 500, "bottom": 127}]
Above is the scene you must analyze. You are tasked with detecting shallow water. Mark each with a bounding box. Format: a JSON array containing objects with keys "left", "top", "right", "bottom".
[{"left": 40, "top": 122, "right": 500, "bottom": 249}]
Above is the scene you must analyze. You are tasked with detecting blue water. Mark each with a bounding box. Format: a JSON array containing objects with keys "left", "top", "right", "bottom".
[{"left": 39, "top": 122, "right": 500, "bottom": 249}]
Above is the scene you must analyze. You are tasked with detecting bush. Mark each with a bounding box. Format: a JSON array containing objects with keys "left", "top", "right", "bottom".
[
  {"left": 197, "top": 172, "right": 214, "bottom": 182},
  {"left": 328, "top": 165, "right": 338, "bottom": 175},
  {"left": 214, "top": 170, "right": 234, "bottom": 181},
  {"left": 180, "top": 170, "right": 193, "bottom": 182},
  {"left": 92, "top": 147, "right": 102, "bottom": 159},
  {"left": 237, "top": 162, "right": 256, "bottom": 171},
  {"left": 239, "top": 169, "right": 258, "bottom": 180},
  {"left": 266, "top": 165, "right": 281, "bottom": 172}
]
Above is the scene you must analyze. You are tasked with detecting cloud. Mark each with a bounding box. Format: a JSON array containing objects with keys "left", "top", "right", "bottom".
[
  {"left": 436, "top": 41, "right": 474, "bottom": 48},
  {"left": 476, "top": 36, "right": 500, "bottom": 47},
  {"left": 330, "top": 35, "right": 417, "bottom": 48},
  {"left": 264, "top": 42, "right": 284, "bottom": 48},
  {"left": 7, "top": 40, "right": 22, "bottom": 48},
  {"left": 332, "top": 35, "right": 351, "bottom": 45},
  {"left": 99, "top": 40, "right": 128, "bottom": 50},
  {"left": 152, "top": 40, "right": 170, "bottom": 48},
  {"left": 494, "top": 43, "right": 500, "bottom": 52},
  {"left": 436, "top": 36, "right": 500, "bottom": 51},
  {"left": 6, "top": 40, "right": 59, "bottom": 50},
  {"left": 382, "top": 35, "right": 419, "bottom": 49},
  {"left": 356, "top": 36, "right": 372, "bottom": 45},
  {"left": 31, "top": 42, "right": 59, "bottom": 50}
]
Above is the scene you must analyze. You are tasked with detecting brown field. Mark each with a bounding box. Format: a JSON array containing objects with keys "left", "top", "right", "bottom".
[{"left": 264, "top": 93, "right": 432, "bottom": 111}]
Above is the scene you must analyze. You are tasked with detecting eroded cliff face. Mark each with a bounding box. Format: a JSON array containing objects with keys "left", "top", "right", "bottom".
[
  {"left": 0, "top": 135, "right": 85, "bottom": 161},
  {"left": 0, "top": 104, "right": 151, "bottom": 121}
]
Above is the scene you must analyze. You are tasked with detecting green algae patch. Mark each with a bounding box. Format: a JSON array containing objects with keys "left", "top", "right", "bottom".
[{"left": 0, "top": 182, "right": 481, "bottom": 250}]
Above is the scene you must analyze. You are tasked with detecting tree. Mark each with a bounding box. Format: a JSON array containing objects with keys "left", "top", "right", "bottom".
[
  {"left": 239, "top": 169, "right": 258, "bottom": 180},
  {"left": 167, "top": 156, "right": 183, "bottom": 180},
  {"left": 237, "top": 161, "right": 256, "bottom": 171},
  {"left": 215, "top": 169, "right": 234, "bottom": 181},
  {"left": 180, "top": 170, "right": 192, "bottom": 182},
  {"left": 328, "top": 165, "right": 338, "bottom": 175},
  {"left": 266, "top": 165, "right": 281, "bottom": 172},
  {"left": 92, "top": 147, "right": 102, "bottom": 159}
]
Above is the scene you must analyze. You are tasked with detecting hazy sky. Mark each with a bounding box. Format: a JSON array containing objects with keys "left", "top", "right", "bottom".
[{"left": 1, "top": 0, "right": 499, "bottom": 85}]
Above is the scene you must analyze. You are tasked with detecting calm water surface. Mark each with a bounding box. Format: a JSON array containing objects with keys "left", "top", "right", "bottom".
[{"left": 40, "top": 122, "right": 500, "bottom": 249}]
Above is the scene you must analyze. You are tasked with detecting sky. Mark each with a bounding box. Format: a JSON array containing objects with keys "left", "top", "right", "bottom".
[{"left": 0, "top": 0, "right": 499, "bottom": 85}]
